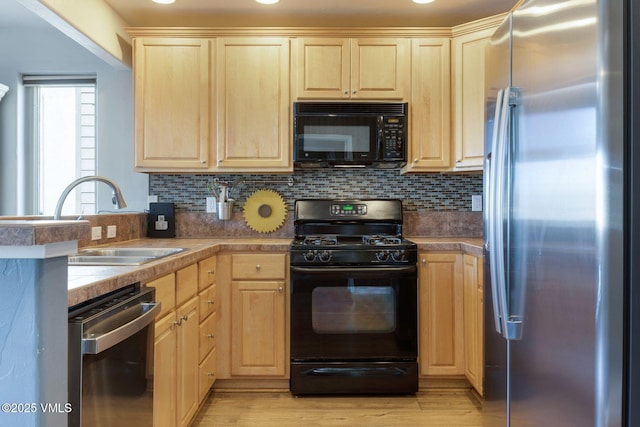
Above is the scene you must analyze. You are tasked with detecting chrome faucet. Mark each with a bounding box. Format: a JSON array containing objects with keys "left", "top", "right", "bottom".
[{"left": 53, "top": 176, "right": 127, "bottom": 220}]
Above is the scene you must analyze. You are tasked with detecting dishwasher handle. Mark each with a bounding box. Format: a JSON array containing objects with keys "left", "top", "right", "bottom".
[{"left": 82, "top": 302, "right": 160, "bottom": 355}]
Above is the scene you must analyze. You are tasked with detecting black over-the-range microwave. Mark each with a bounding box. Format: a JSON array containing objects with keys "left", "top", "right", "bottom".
[{"left": 293, "top": 102, "right": 408, "bottom": 168}]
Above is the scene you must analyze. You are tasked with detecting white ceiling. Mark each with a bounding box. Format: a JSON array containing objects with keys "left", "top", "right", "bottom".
[
  {"left": 0, "top": 0, "right": 517, "bottom": 32},
  {"left": 102, "top": 0, "right": 517, "bottom": 28}
]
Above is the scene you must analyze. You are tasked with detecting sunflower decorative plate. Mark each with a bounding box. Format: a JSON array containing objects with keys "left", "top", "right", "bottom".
[{"left": 243, "top": 189, "right": 287, "bottom": 233}]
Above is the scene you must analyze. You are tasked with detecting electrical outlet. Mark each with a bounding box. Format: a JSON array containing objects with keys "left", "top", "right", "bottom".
[
  {"left": 148, "top": 195, "right": 158, "bottom": 204},
  {"left": 472, "top": 195, "right": 483, "bottom": 212},
  {"left": 107, "top": 225, "right": 117, "bottom": 238},
  {"left": 206, "top": 197, "right": 217, "bottom": 213},
  {"left": 91, "top": 226, "right": 102, "bottom": 241}
]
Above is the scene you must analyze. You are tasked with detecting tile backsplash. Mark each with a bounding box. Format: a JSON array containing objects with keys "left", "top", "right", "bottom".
[
  {"left": 149, "top": 169, "right": 483, "bottom": 213},
  {"left": 150, "top": 170, "right": 484, "bottom": 238}
]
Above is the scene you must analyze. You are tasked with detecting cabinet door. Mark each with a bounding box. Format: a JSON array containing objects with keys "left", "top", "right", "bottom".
[
  {"left": 133, "top": 38, "right": 210, "bottom": 170},
  {"left": 177, "top": 296, "right": 199, "bottom": 427},
  {"left": 419, "top": 252, "right": 464, "bottom": 376},
  {"left": 216, "top": 38, "right": 292, "bottom": 171},
  {"left": 406, "top": 38, "right": 451, "bottom": 172},
  {"left": 231, "top": 280, "right": 286, "bottom": 376},
  {"left": 452, "top": 28, "right": 496, "bottom": 171},
  {"left": 351, "top": 38, "right": 410, "bottom": 100},
  {"left": 295, "top": 37, "right": 409, "bottom": 100},
  {"left": 463, "top": 254, "right": 481, "bottom": 392},
  {"left": 295, "top": 37, "right": 350, "bottom": 99},
  {"left": 154, "top": 313, "right": 177, "bottom": 427}
]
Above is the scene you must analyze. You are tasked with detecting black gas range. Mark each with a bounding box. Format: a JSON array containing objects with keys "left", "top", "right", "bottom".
[{"left": 289, "top": 199, "right": 419, "bottom": 395}]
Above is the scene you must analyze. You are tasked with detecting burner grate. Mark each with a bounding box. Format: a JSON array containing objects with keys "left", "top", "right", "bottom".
[{"left": 303, "top": 235, "right": 338, "bottom": 246}]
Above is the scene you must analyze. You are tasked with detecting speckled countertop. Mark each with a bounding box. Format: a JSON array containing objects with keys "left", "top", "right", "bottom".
[
  {"left": 0, "top": 220, "right": 90, "bottom": 246},
  {"left": 67, "top": 236, "right": 483, "bottom": 307}
]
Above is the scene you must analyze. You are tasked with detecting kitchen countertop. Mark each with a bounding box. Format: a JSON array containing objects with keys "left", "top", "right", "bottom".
[
  {"left": 67, "top": 236, "right": 483, "bottom": 307},
  {"left": 0, "top": 219, "right": 90, "bottom": 246}
]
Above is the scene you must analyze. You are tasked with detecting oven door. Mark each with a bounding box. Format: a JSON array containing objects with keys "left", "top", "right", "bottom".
[
  {"left": 290, "top": 265, "right": 417, "bottom": 361},
  {"left": 293, "top": 115, "right": 378, "bottom": 163}
]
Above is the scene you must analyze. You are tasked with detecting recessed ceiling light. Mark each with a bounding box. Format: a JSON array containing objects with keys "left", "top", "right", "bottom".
[
  {"left": 256, "top": 0, "right": 279, "bottom": 4},
  {"left": 413, "top": 0, "right": 435, "bottom": 3},
  {"left": 152, "top": 0, "right": 175, "bottom": 4}
]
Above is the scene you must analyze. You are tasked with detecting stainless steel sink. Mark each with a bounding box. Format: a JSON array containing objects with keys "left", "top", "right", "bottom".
[{"left": 69, "top": 247, "right": 186, "bottom": 266}]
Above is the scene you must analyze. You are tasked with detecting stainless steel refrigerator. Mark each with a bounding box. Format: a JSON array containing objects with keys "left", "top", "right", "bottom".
[{"left": 483, "top": 0, "right": 637, "bottom": 425}]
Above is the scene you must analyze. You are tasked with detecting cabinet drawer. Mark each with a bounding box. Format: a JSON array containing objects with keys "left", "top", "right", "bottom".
[
  {"left": 199, "top": 311, "right": 217, "bottom": 362},
  {"left": 176, "top": 263, "right": 198, "bottom": 306},
  {"left": 148, "top": 273, "right": 175, "bottom": 318},
  {"left": 231, "top": 254, "right": 286, "bottom": 280},
  {"left": 199, "top": 284, "right": 217, "bottom": 322},
  {"left": 198, "top": 347, "right": 216, "bottom": 403},
  {"left": 198, "top": 256, "right": 216, "bottom": 291}
]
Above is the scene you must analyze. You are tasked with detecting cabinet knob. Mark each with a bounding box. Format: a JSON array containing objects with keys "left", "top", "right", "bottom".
[
  {"left": 413, "top": 158, "right": 418, "bottom": 163},
  {"left": 256, "top": 264, "right": 261, "bottom": 271},
  {"left": 207, "top": 299, "right": 215, "bottom": 305},
  {"left": 207, "top": 333, "right": 215, "bottom": 339},
  {"left": 278, "top": 286, "right": 284, "bottom": 293},
  {"left": 352, "top": 90, "right": 357, "bottom": 94},
  {"left": 173, "top": 319, "right": 182, "bottom": 326},
  {"left": 343, "top": 90, "right": 348, "bottom": 95},
  {"left": 180, "top": 315, "right": 189, "bottom": 322},
  {"left": 208, "top": 372, "right": 215, "bottom": 377},
  {"left": 421, "top": 259, "right": 426, "bottom": 265},
  {"left": 200, "top": 159, "right": 206, "bottom": 164},
  {"left": 207, "top": 269, "right": 215, "bottom": 276}
]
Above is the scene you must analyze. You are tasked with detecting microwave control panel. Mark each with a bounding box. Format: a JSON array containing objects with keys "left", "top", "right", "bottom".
[{"left": 379, "top": 116, "right": 406, "bottom": 160}]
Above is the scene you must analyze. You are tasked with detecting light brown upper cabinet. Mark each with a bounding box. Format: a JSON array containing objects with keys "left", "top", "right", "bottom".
[
  {"left": 452, "top": 24, "right": 500, "bottom": 171},
  {"left": 215, "top": 38, "right": 292, "bottom": 172},
  {"left": 133, "top": 38, "right": 211, "bottom": 171},
  {"left": 404, "top": 38, "right": 452, "bottom": 172},
  {"left": 294, "top": 37, "right": 410, "bottom": 100}
]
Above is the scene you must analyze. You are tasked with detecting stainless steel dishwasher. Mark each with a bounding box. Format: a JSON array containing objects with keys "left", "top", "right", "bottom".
[{"left": 68, "top": 284, "right": 160, "bottom": 427}]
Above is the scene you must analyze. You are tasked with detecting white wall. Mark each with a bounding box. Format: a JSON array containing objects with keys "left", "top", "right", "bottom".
[{"left": 0, "top": 25, "right": 148, "bottom": 215}]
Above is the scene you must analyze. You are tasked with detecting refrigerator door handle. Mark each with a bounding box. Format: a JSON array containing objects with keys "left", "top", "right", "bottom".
[
  {"left": 487, "top": 88, "right": 506, "bottom": 336},
  {"left": 491, "top": 87, "right": 523, "bottom": 341}
]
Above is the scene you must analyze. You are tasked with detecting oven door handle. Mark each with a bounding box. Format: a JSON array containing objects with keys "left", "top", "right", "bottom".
[
  {"left": 82, "top": 302, "right": 160, "bottom": 355},
  {"left": 290, "top": 265, "right": 417, "bottom": 274}
]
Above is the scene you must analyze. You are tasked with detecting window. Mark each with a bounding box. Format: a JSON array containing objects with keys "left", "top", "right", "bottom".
[{"left": 24, "top": 75, "right": 97, "bottom": 216}]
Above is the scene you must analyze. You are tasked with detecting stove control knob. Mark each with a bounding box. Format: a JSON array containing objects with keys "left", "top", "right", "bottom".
[
  {"left": 391, "top": 250, "right": 405, "bottom": 262},
  {"left": 376, "top": 250, "right": 390, "bottom": 262},
  {"left": 304, "top": 250, "right": 317, "bottom": 262},
  {"left": 318, "top": 250, "right": 332, "bottom": 263}
]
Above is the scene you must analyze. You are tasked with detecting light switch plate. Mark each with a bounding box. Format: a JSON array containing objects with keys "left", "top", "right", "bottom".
[
  {"left": 91, "top": 226, "right": 102, "bottom": 241},
  {"left": 206, "top": 197, "right": 217, "bottom": 213},
  {"left": 472, "top": 195, "right": 483, "bottom": 212},
  {"left": 107, "top": 225, "right": 117, "bottom": 238}
]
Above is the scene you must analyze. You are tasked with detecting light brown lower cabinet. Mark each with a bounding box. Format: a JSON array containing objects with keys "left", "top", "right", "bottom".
[
  {"left": 153, "top": 311, "right": 177, "bottom": 427},
  {"left": 177, "top": 296, "right": 200, "bottom": 427},
  {"left": 418, "top": 252, "right": 465, "bottom": 376},
  {"left": 463, "top": 253, "right": 484, "bottom": 395},
  {"left": 418, "top": 250, "right": 484, "bottom": 395},
  {"left": 216, "top": 252, "right": 289, "bottom": 380},
  {"left": 230, "top": 280, "right": 286, "bottom": 376},
  {"left": 151, "top": 292, "right": 199, "bottom": 427},
  {"left": 148, "top": 265, "right": 203, "bottom": 427}
]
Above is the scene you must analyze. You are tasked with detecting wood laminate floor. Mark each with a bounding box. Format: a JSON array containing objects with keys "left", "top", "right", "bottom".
[{"left": 192, "top": 391, "right": 485, "bottom": 427}]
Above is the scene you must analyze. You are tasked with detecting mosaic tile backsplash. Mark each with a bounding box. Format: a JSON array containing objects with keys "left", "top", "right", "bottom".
[{"left": 149, "top": 169, "right": 483, "bottom": 213}]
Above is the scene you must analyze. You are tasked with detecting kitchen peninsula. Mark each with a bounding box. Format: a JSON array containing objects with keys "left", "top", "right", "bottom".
[{"left": 0, "top": 220, "right": 89, "bottom": 427}]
